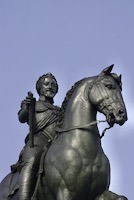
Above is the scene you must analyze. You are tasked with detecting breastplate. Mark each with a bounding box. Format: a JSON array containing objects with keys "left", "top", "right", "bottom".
[{"left": 34, "top": 100, "right": 60, "bottom": 139}]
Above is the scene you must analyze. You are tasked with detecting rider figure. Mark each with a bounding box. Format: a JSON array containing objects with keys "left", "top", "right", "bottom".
[{"left": 16, "top": 73, "right": 60, "bottom": 200}]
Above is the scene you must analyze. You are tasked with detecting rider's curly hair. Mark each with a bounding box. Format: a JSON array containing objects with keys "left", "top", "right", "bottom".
[{"left": 36, "top": 73, "right": 59, "bottom": 95}]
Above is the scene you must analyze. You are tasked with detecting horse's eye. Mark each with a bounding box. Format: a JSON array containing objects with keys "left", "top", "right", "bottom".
[{"left": 105, "top": 83, "right": 113, "bottom": 89}]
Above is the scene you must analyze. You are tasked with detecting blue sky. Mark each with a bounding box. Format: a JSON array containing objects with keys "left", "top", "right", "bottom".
[{"left": 0, "top": 1, "right": 134, "bottom": 199}]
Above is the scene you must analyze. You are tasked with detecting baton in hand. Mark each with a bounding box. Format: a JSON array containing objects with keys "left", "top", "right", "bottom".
[{"left": 28, "top": 91, "right": 36, "bottom": 148}]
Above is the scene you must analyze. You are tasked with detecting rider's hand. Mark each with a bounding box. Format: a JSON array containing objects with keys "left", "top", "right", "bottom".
[
  {"left": 19, "top": 92, "right": 35, "bottom": 123},
  {"left": 20, "top": 97, "right": 33, "bottom": 111}
]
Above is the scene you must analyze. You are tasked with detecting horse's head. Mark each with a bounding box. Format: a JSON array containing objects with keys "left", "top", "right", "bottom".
[{"left": 89, "top": 65, "right": 128, "bottom": 127}]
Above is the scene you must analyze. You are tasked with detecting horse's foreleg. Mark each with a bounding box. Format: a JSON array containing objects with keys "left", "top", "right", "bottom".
[{"left": 94, "top": 190, "right": 128, "bottom": 200}]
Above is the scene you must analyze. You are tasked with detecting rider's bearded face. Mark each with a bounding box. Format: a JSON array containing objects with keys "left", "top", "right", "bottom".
[{"left": 40, "top": 76, "right": 58, "bottom": 98}]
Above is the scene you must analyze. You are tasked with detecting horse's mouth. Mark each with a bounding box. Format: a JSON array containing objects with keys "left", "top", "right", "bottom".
[
  {"left": 107, "top": 113, "right": 115, "bottom": 127},
  {"left": 107, "top": 112, "right": 127, "bottom": 127}
]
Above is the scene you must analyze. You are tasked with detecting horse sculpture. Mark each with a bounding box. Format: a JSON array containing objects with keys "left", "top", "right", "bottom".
[{"left": 0, "top": 65, "right": 128, "bottom": 200}]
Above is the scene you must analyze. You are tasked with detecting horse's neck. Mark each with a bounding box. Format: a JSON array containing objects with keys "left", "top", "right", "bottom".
[{"left": 62, "top": 81, "right": 97, "bottom": 130}]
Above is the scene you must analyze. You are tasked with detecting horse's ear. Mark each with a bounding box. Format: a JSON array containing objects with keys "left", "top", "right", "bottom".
[
  {"left": 99, "top": 64, "right": 114, "bottom": 76},
  {"left": 119, "top": 74, "right": 122, "bottom": 82}
]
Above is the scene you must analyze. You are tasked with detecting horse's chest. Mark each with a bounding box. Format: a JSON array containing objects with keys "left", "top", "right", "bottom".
[
  {"left": 79, "top": 148, "right": 109, "bottom": 178},
  {"left": 76, "top": 140, "right": 110, "bottom": 196},
  {"left": 88, "top": 152, "right": 110, "bottom": 196},
  {"left": 71, "top": 152, "right": 109, "bottom": 199},
  {"left": 92, "top": 152, "right": 110, "bottom": 177}
]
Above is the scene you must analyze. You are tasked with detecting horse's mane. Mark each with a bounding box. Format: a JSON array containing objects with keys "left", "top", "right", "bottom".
[{"left": 58, "top": 78, "right": 87, "bottom": 128}]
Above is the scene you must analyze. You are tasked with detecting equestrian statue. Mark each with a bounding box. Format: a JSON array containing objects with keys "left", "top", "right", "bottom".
[{"left": 0, "top": 65, "right": 128, "bottom": 200}]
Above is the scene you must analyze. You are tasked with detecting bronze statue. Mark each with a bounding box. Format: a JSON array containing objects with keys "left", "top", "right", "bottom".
[
  {"left": 0, "top": 66, "right": 128, "bottom": 200},
  {"left": 0, "top": 73, "right": 60, "bottom": 200}
]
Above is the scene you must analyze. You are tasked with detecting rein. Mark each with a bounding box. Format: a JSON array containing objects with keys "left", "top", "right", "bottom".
[{"left": 56, "top": 120, "right": 112, "bottom": 139}]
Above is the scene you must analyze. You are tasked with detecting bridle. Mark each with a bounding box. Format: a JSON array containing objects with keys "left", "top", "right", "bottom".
[
  {"left": 57, "top": 75, "right": 122, "bottom": 138},
  {"left": 88, "top": 75, "right": 123, "bottom": 112}
]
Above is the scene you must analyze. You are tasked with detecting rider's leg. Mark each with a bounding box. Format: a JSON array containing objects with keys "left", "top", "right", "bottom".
[
  {"left": 19, "top": 156, "right": 38, "bottom": 200},
  {"left": 19, "top": 135, "right": 46, "bottom": 200}
]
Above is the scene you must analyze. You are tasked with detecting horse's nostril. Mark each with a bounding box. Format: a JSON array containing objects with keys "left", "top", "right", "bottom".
[{"left": 118, "top": 109, "right": 124, "bottom": 116}]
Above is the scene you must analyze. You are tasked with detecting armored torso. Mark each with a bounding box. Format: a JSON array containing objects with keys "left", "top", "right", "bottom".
[
  {"left": 33, "top": 100, "right": 60, "bottom": 140},
  {"left": 18, "top": 99, "right": 60, "bottom": 143}
]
